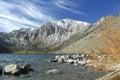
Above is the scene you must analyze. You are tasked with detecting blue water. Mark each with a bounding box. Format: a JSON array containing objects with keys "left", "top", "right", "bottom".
[{"left": 0, "top": 54, "right": 108, "bottom": 80}]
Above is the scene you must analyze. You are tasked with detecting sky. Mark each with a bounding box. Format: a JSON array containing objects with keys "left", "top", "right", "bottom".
[{"left": 0, "top": 0, "right": 120, "bottom": 32}]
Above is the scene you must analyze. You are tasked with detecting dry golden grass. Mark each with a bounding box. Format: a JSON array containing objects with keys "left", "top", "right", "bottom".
[
  {"left": 98, "top": 14, "right": 120, "bottom": 55},
  {"left": 93, "top": 65, "right": 105, "bottom": 71},
  {"left": 111, "top": 75, "right": 120, "bottom": 80},
  {"left": 92, "top": 20, "right": 120, "bottom": 70}
]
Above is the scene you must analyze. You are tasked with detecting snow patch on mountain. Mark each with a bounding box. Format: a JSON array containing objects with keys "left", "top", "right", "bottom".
[{"left": 51, "top": 18, "right": 90, "bottom": 30}]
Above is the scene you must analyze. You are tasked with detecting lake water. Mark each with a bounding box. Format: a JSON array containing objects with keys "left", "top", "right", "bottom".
[{"left": 0, "top": 54, "right": 108, "bottom": 80}]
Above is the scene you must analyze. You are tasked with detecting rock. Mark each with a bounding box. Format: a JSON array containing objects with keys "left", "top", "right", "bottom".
[
  {"left": 21, "top": 64, "right": 33, "bottom": 74},
  {"left": 55, "top": 55, "right": 61, "bottom": 60},
  {"left": 73, "top": 63, "right": 78, "bottom": 66},
  {"left": 55, "top": 55, "right": 64, "bottom": 63},
  {"left": 72, "top": 54, "right": 80, "bottom": 59},
  {"left": 66, "top": 59, "right": 74, "bottom": 64},
  {"left": 11, "top": 69, "right": 20, "bottom": 75},
  {"left": 73, "top": 60, "right": 78, "bottom": 64},
  {"left": 48, "top": 54, "right": 91, "bottom": 66},
  {"left": 66, "top": 55, "right": 70, "bottom": 58},
  {"left": 4, "top": 64, "right": 20, "bottom": 75},
  {"left": 96, "top": 70, "right": 120, "bottom": 80},
  {"left": 80, "top": 53, "right": 86, "bottom": 58},
  {"left": 51, "top": 59, "right": 58, "bottom": 62},
  {"left": 58, "top": 58, "right": 64, "bottom": 63},
  {"left": 85, "top": 59, "right": 92, "bottom": 64},
  {"left": 78, "top": 61, "right": 86, "bottom": 66},
  {"left": 61, "top": 55, "right": 66, "bottom": 59},
  {"left": 21, "top": 64, "right": 31, "bottom": 71},
  {"left": 45, "top": 69, "right": 60, "bottom": 74}
]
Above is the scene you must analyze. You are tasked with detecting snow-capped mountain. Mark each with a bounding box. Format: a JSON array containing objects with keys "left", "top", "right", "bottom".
[
  {"left": 52, "top": 18, "right": 90, "bottom": 30},
  {"left": 0, "top": 18, "right": 96, "bottom": 53}
]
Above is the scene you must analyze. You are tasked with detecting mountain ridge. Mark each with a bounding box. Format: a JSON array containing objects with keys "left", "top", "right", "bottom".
[{"left": 0, "top": 15, "right": 119, "bottom": 53}]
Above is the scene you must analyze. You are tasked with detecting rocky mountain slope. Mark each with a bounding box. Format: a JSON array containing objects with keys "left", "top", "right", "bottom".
[
  {"left": 0, "top": 19, "right": 92, "bottom": 53},
  {"left": 58, "top": 14, "right": 120, "bottom": 53},
  {"left": 0, "top": 14, "right": 120, "bottom": 53}
]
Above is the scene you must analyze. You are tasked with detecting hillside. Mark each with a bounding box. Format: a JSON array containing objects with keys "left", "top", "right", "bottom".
[
  {"left": 57, "top": 14, "right": 120, "bottom": 53},
  {"left": 57, "top": 26, "right": 102, "bottom": 53}
]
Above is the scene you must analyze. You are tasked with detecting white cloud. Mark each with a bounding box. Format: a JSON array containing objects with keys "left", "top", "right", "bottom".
[
  {"left": 0, "top": 17, "right": 33, "bottom": 32},
  {"left": 53, "top": 0, "right": 86, "bottom": 15},
  {"left": 0, "top": 0, "right": 55, "bottom": 32},
  {"left": 0, "top": 0, "right": 86, "bottom": 32}
]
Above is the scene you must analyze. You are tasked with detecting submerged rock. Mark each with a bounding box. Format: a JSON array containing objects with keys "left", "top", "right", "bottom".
[
  {"left": 4, "top": 64, "right": 20, "bottom": 75},
  {"left": 45, "top": 69, "right": 60, "bottom": 74},
  {"left": 96, "top": 70, "right": 120, "bottom": 80}
]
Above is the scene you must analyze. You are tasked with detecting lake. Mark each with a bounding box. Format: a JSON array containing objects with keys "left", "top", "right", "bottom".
[{"left": 0, "top": 54, "right": 108, "bottom": 80}]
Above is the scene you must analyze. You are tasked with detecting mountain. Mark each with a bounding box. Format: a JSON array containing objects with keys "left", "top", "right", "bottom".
[
  {"left": 0, "top": 15, "right": 120, "bottom": 53},
  {"left": 0, "top": 19, "right": 92, "bottom": 53}
]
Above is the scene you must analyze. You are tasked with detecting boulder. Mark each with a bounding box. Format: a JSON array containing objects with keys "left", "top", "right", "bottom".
[
  {"left": 66, "top": 59, "right": 74, "bottom": 64},
  {"left": 96, "top": 70, "right": 120, "bottom": 80},
  {"left": 21, "top": 64, "right": 31, "bottom": 71},
  {"left": 45, "top": 69, "right": 60, "bottom": 74},
  {"left": 61, "top": 55, "right": 66, "bottom": 60},
  {"left": 11, "top": 69, "right": 20, "bottom": 75},
  {"left": 58, "top": 58, "right": 64, "bottom": 63},
  {"left": 46, "top": 59, "right": 58, "bottom": 62},
  {"left": 80, "top": 53, "right": 86, "bottom": 58},
  {"left": 55, "top": 55, "right": 61, "bottom": 60},
  {"left": 66, "top": 55, "right": 70, "bottom": 59},
  {"left": 73, "top": 63, "right": 78, "bottom": 66},
  {"left": 21, "top": 64, "right": 33, "bottom": 74},
  {"left": 51, "top": 59, "right": 58, "bottom": 62},
  {"left": 4, "top": 64, "right": 20, "bottom": 75},
  {"left": 72, "top": 54, "right": 80, "bottom": 59},
  {"left": 78, "top": 61, "right": 86, "bottom": 66}
]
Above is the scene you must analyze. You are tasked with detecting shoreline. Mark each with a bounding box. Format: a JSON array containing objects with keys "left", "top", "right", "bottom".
[
  {"left": 1, "top": 52, "right": 119, "bottom": 71},
  {"left": 1, "top": 52, "right": 119, "bottom": 72}
]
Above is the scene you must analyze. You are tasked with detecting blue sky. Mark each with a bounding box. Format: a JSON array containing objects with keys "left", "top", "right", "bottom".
[{"left": 0, "top": 0, "right": 120, "bottom": 32}]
